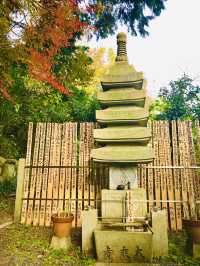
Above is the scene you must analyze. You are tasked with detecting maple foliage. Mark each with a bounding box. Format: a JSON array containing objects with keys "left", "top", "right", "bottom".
[
  {"left": 0, "top": 0, "right": 166, "bottom": 101},
  {"left": 26, "top": 0, "right": 92, "bottom": 96},
  {"left": 0, "top": 0, "right": 94, "bottom": 100}
]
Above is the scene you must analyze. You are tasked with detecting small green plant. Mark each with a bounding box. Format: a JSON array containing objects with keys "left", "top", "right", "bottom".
[{"left": 0, "top": 178, "right": 16, "bottom": 197}]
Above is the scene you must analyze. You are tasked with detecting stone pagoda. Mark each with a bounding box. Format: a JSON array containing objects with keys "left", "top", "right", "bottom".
[
  {"left": 91, "top": 32, "right": 154, "bottom": 189},
  {"left": 82, "top": 33, "right": 168, "bottom": 263}
]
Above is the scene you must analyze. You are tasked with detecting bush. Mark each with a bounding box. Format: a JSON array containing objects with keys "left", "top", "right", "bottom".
[{"left": 0, "top": 178, "right": 16, "bottom": 197}]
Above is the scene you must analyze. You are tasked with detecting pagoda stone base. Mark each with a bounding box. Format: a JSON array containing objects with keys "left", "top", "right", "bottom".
[
  {"left": 109, "top": 166, "right": 138, "bottom": 189},
  {"left": 101, "top": 189, "right": 147, "bottom": 223},
  {"left": 94, "top": 230, "right": 153, "bottom": 263}
]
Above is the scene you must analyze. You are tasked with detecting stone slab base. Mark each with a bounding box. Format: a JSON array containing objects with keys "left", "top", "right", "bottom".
[
  {"left": 193, "top": 242, "right": 200, "bottom": 258},
  {"left": 101, "top": 189, "right": 147, "bottom": 223},
  {"left": 50, "top": 236, "right": 71, "bottom": 250},
  {"left": 82, "top": 209, "right": 98, "bottom": 255},
  {"left": 94, "top": 230, "right": 152, "bottom": 263}
]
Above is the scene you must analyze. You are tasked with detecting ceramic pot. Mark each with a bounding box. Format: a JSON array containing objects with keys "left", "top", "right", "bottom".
[
  {"left": 183, "top": 219, "right": 200, "bottom": 243},
  {"left": 51, "top": 213, "right": 74, "bottom": 238}
]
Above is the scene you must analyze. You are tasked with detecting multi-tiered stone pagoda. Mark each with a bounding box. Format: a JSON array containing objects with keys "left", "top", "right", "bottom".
[
  {"left": 82, "top": 33, "right": 168, "bottom": 263},
  {"left": 91, "top": 32, "right": 153, "bottom": 165},
  {"left": 91, "top": 32, "right": 154, "bottom": 189}
]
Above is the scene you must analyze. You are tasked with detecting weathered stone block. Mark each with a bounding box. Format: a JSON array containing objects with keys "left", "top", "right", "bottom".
[
  {"left": 91, "top": 145, "right": 154, "bottom": 163},
  {"left": 97, "top": 88, "right": 145, "bottom": 107},
  {"left": 82, "top": 209, "right": 98, "bottom": 255},
  {"left": 109, "top": 166, "right": 138, "bottom": 189},
  {"left": 50, "top": 236, "right": 71, "bottom": 250},
  {"left": 152, "top": 210, "right": 168, "bottom": 257},
  {"left": 101, "top": 189, "right": 147, "bottom": 222},
  {"left": 102, "top": 189, "right": 126, "bottom": 222},
  {"left": 93, "top": 126, "right": 151, "bottom": 143},
  {"left": 96, "top": 107, "right": 148, "bottom": 124},
  {"left": 94, "top": 230, "right": 153, "bottom": 263}
]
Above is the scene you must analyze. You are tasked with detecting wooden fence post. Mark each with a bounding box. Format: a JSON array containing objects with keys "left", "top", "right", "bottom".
[{"left": 14, "top": 158, "right": 25, "bottom": 222}]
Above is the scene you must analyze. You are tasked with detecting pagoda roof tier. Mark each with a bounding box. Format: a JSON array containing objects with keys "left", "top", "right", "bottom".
[
  {"left": 94, "top": 126, "right": 151, "bottom": 143},
  {"left": 97, "top": 88, "right": 145, "bottom": 107},
  {"left": 91, "top": 145, "right": 154, "bottom": 163},
  {"left": 96, "top": 107, "right": 148, "bottom": 125},
  {"left": 101, "top": 62, "right": 144, "bottom": 90}
]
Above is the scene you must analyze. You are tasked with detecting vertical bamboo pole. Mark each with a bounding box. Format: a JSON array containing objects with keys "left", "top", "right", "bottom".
[
  {"left": 89, "top": 123, "right": 95, "bottom": 208},
  {"left": 33, "top": 123, "right": 46, "bottom": 225},
  {"left": 52, "top": 124, "right": 61, "bottom": 215},
  {"left": 159, "top": 121, "right": 167, "bottom": 210},
  {"left": 63, "top": 123, "right": 70, "bottom": 216},
  {"left": 59, "top": 123, "right": 67, "bottom": 214},
  {"left": 147, "top": 120, "right": 154, "bottom": 211},
  {"left": 26, "top": 123, "right": 41, "bottom": 225},
  {"left": 21, "top": 122, "right": 33, "bottom": 224},
  {"left": 77, "top": 123, "right": 84, "bottom": 227},
  {"left": 153, "top": 121, "right": 161, "bottom": 208},
  {"left": 171, "top": 120, "right": 182, "bottom": 230},
  {"left": 184, "top": 121, "right": 196, "bottom": 218},
  {"left": 178, "top": 120, "right": 189, "bottom": 219},
  {"left": 45, "top": 123, "right": 56, "bottom": 226},
  {"left": 164, "top": 121, "right": 176, "bottom": 230},
  {"left": 39, "top": 123, "right": 52, "bottom": 226},
  {"left": 71, "top": 123, "right": 77, "bottom": 227},
  {"left": 84, "top": 123, "right": 90, "bottom": 210},
  {"left": 194, "top": 120, "right": 200, "bottom": 198}
]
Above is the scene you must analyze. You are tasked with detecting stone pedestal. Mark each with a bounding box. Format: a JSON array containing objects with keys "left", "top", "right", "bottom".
[
  {"left": 82, "top": 209, "right": 98, "bottom": 255},
  {"left": 94, "top": 230, "right": 153, "bottom": 263},
  {"left": 50, "top": 236, "right": 71, "bottom": 250},
  {"left": 101, "top": 189, "right": 147, "bottom": 222},
  {"left": 109, "top": 166, "right": 138, "bottom": 189},
  {"left": 152, "top": 210, "right": 168, "bottom": 257},
  {"left": 193, "top": 243, "right": 200, "bottom": 258}
]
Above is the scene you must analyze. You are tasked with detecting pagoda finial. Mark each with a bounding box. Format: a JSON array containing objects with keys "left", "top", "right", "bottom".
[{"left": 116, "top": 32, "right": 128, "bottom": 62}]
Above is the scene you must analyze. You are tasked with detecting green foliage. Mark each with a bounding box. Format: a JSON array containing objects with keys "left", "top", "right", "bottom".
[
  {"left": 0, "top": 179, "right": 16, "bottom": 197},
  {"left": 66, "top": 86, "right": 100, "bottom": 122},
  {"left": 150, "top": 74, "right": 200, "bottom": 121},
  {"left": 1, "top": 223, "right": 200, "bottom": 266},
  {"left": 153, "top": 232, "right": 200, "bottom": 265},
  {"left": 0, "top": 60, "right": 99, "bottom": 159},
  {"left": 81, "top": 0, "right": 166, "bottom": 38},
  {"left": 54, "top": 46, "right": 94, "bottom": 87},
  {"left": 0, "top": 224, "right": 95, "bottom": 266}
]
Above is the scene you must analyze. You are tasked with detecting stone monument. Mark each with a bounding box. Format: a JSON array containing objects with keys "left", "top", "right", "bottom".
[{"left": 82, "top": 32, "right": 168, "bottom": 263}]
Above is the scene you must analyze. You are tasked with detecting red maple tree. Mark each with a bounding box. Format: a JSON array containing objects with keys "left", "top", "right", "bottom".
[
  {"left": 0, "top": 0, "right": 96, "bottom": 101},
  {"left": 27, "top": 0, "right": 92, "bottom": 96}
]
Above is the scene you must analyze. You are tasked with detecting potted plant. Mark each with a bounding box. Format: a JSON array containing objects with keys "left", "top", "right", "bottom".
[
  {"left": 51, "top": 202, "right": 74, "bottom": 238},
  {"left": 183, "top": 200, "right": 200, "bottom": 243}
]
